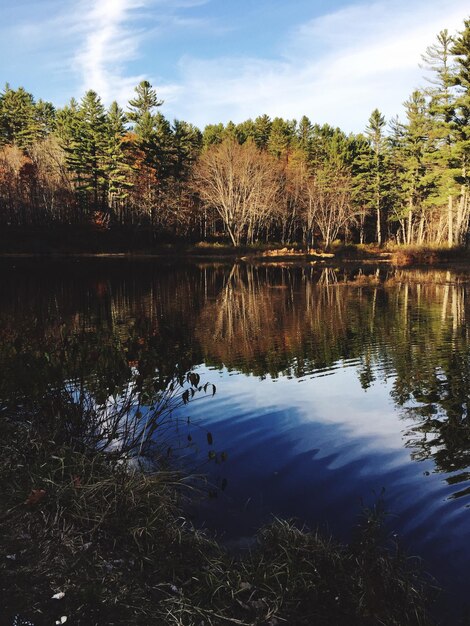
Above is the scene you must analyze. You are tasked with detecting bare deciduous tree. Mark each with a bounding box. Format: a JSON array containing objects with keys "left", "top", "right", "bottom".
[
  {"left": 309, "top": 165, "right": 356, "bottom": 249},
  {"left": 29, "top": 137, "right": 75, "bottom": 223},
  {"left": 193, "top": 139, "right": 281, "bottom": 246}
]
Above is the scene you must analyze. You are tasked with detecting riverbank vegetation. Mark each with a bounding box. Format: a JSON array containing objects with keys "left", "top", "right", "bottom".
[
  {"left": 0, "top": 384, "right": 433, "bottom": 626},
  {"left": 1, "top": 18, "right": 470, "bottom": 251}
]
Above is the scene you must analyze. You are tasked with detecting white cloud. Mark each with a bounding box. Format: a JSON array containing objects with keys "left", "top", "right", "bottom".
[
  {"left": 164, "top": 0, "right": 470, "bottom": 131},
  {"left": 73, "top": 0, "right": 149, "bottom": 104},
  {"left": 70, "top": 0, "right": 206, "bottom": 106}
]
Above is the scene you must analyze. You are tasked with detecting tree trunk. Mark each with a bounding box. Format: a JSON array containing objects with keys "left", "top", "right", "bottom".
[
  {"left": 418, "top": 211, "right": 425, "bottom": 245},
  {"left": 376, "top": 202, "right": 382, "bottom": 245},
  {"left": 407, "top": 197, "right": 413, "bottom": 245},
  {"left": 448, "top": 195, "right": 453, "bottom": 247},
  {"left": 226, "top": 223, "right": 238, "bottom": 247}
]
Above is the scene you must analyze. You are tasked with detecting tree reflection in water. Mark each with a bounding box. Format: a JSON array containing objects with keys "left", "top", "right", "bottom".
[{"left": 1, "top": 260, "right": 470, "bottom": 497}]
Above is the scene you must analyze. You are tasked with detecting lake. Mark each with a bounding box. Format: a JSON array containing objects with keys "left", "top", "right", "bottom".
[{"left": 2, "top": 258, "right": 470, "bottom": 618}]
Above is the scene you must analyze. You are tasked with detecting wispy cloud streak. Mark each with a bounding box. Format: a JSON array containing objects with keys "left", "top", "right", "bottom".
[{"left": 73, "top": 0, "right": 149, "bottom": 103}]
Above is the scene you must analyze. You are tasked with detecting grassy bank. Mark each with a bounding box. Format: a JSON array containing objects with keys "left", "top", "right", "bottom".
[
  {"left": 386, "top": 244, "right": 469, "bottom": 267},
  {"left": 0, "top": 395, "right": 434, "bottom": 626}
]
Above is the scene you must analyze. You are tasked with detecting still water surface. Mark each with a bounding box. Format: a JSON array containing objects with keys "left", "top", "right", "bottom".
[{"left": 2, "top": 259, "right": 470, "bottom": 615}]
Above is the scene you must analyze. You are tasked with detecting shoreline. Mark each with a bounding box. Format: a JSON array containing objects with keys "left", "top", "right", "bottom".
[{"left": 0, "top": 249, "right": 468, "bottom": 272}]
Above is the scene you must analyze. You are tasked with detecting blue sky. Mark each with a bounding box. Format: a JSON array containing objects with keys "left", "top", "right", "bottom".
[{"left": 1, "top": 0, "right": 469, "bottom": 132}]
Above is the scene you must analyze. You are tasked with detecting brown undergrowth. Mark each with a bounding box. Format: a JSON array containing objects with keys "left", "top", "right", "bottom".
[{"left": 387, "top": 245, "right": 468, "bottom": 267}]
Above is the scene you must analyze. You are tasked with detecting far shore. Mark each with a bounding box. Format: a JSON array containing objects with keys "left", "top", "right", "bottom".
[{"left": 0, "top": 241, "right": 468, "bottom": 270}]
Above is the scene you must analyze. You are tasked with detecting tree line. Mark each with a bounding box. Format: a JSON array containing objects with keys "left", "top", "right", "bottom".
[{"left": 1, "top": 18, "right": 470, "bottom": 247}]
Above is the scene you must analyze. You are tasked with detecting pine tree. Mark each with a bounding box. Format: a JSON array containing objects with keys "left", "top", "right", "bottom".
[
  {"left": 172, "top": 120, "right": 202, "bottom": 179},
  {"left": 235, "top": 119, "right": 255, "bottom": 144},
  {"left": 105, "top": 101, "right": 133, "bottom": 220},
  {"left": 202, "top": 123, "right": 225, "bottom": 147},
  {"left": 354, "top": 110, "right": 389, "bottom": 245},
  {"left": 127, "top": 80, "right": 163, "bottom": 143},
  {"left": 308, "top": 124, "right": 351, "bottom": 171},
  {"left": 224, "top": 121, "right": 238, "bottom": 142},
  {"left": 452, "top": 19, "right": 470, "bottom": 244},
  {"left": 153, "top": 113, "right": 175, "bottom": 182},
  {"left": 422, "top": 29, "right": 460, "bottom": 244},
  {"left": 350, "top": 133, "right": 373, "bottom": 243},
  {"left": 253, "top": 114, "right": 272, "bottom": 151},
  {"left": 0, "top": 84, "right": 38, "bottom": 148},
  {"left": 267, "top": 117, "right": 297, "bottom": 161},
  {"left": 171, "top": 120, "right": 203, "bottom": 232},
  {"left": 55, "top": 99, "right": 80, "bottom": 150},
  {"left": 391, "top": 90, "right": 433, "bottom": 244},
  {"left": 297, "top": 116, "right": 313, "bottom": 155},
  {"left": 63, "top": 91, "right": 108, "bottom": 215},
  {"left": 34, "top": 100, "right": 56, "bottom": 139}
]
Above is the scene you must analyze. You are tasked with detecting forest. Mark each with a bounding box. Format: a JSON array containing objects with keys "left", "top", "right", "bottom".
[{"left": 1, "top": 18, "right": 470, "bottom": 249}]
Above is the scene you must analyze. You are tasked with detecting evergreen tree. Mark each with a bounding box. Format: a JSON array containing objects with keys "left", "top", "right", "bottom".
[
  {"left": 452, "top": 19, "right": 470, "bottom": 244},
  {"left": 153, "top": 112, "right": 175, "bottom": 181},
  {"left": 172, "top": 120, "right": 202, "bottom": 179},
  {"left": 422, "top": 30, "right": 456, "bottom": 123},
  {"left": 297, "top": 115, "right": 313, "bottom": 155},
  {"left": 422, "top": 29, "right": 460, "bottom": 244},
  {"left": 105, "top": 101, "right": 133, "bottom": 219},
  {"left": 0, "top": 84, "right": 38, "bottom": 148},
  {"left": 354, "top": 110, "right": 389, "bottom": 245},
  {"left": 127, "top": 80, "right": 163, "bottom": 143},
  {"left": 172, "top": 120, "right": 203, "bottom": 231},
  {"left": 54, "top": 98, "right": 83, "bottom": 222},
  {"left": 34, "top": 99, "right": 56, "bottom": 139},
  {"left": 267, "top": 117, "right": 297, "bottom": 160},
  {"left": 368, "top": 109, "right": 388, "bottom": 244},
  {"left": 388, "top": 92, "right": 435, "bottom": 244},
  {"left": 253, "top": 114, "right": 272, "bottom": 151},
  {"left": 223, "top": 121, "right": 238, "bottom": 142},
  {"left": 64, "top": 90, "right": 109, "bottom": 214},
  {"left": 202, "top": 123, "right": 225, "bottom": 147},
  {"left": 350, "top": 133, "right": 373, "bottom": 243},
  {"left": 55, "top": 99, "right": 80, "bottom": 148},
  {"left": 308, "top": 124, "right": 350, "bottom": 170},
  {"left": 235, "top": 119, "right": 256, "bottom": 144}
]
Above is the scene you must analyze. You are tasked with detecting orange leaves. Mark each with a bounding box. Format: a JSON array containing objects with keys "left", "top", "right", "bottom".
[
  {"left": 24, "top": 489, "right": 46, "bottom": 506},
  {"left": 24, "top": 475, "right": 80, "bottom": 507},
  {"left": 91, "top": 210, "right": 110, "bottom": 230}
]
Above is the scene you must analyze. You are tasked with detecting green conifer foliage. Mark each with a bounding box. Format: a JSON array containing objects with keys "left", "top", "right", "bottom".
[
  {"left": 386, "top": 93, "right": 436, "bottom": 243},
  {"left": 235, "top": 119, "right": 256, "bottom": 144},
  {"left": 353, "top": 110, "right": 389, "bottom": 245},
  {"left": 452, "top": 19, "right": 470, "bottom": 243},
  {"left": 267, "top": 117, "right": 297, "bottom": 160},
  {"left": 0, "top": 84, "right": 38, "bottom": 148},
  {"left": 105, "top": 101, "right": 133, "bottom": 220},
  {"left": 34, "top": 100, "right": 56, "bottom": 140},
  {"left": 422, "top": 30, "right": 460, "bottom": 244},
  {"left": 172, "top": 120, "right": 202, "bottom": 179},
  {"left": 127, "top": 80, "right": 163, "bottom": 143},
  {"left": 253, "top": 114, "right": 272, "bottom": 151},
  {"left": 202, "top": 123, "right": 225, "bottom": 147},
  {"left": 62, "top": 91, "right": 109, "bottom": 215}
]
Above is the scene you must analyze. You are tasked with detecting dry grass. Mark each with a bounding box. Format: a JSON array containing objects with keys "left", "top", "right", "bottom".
[{"left": 386, "top": 245, "right": 468, "bottom": 267}]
